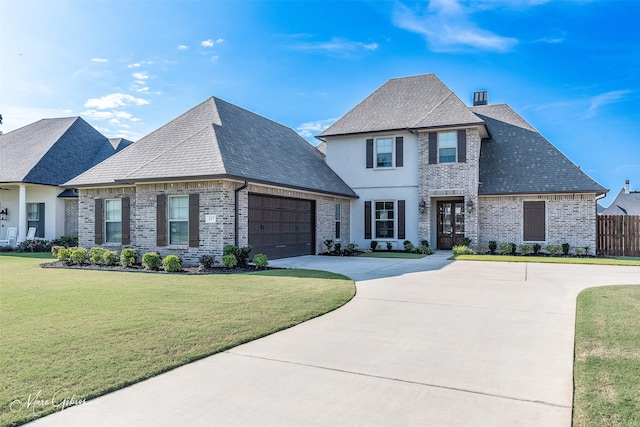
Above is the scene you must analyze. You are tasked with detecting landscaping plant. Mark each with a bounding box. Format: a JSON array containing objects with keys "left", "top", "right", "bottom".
[
  {"left": 488, "top": 240, "right": 497, "bottom": 254},
  {"left": 162, "top": 255, "right": 182, "bottom": 272},
  {"left": 120, "top": 248, "right": 137, "bottom": 267},
  {"left": 253, "top": 254, "right": 268, "bottom": 269},
  {"left": 199, "top": 255, "right": 216, "bottom": 270},
  {"left": 222, "top": 254, "right": 238, "bottom": 268},
  {"left": 142, "top": 252, "right": 162, "bottom": 270},
  {"left": 70, "top": 248, "right": 88, "bottom": 265},
  {"left": 103, "top": 250, "right": 118, "bottom": 266},
  {"left": 89, "top": 247, "right": 106, "bottom": 264}
]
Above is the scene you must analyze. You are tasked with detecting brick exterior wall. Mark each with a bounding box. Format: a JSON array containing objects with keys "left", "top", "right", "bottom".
[
  {"left": 64, "top": 199, "right": 79, "bottom": 237},
  {"left": 478, "top": 193, "right": 598, "bottom": 251},
  {"left": 417, "top": 128, "right": 481, "bottom": 247},
  {"left": 78, "top": 180, "right": 351, "bottom": 266}
]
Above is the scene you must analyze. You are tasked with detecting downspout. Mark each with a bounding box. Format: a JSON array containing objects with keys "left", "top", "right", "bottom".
[
  {"left": 234, "top": 181, "right": 248, "bottom": 247},
  {"left": 595, "top": 192, "right": 607, "bottom": 256}
]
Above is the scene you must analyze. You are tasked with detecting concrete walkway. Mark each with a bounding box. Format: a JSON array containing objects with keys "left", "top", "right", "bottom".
[{"left": 29, "top": 254, "right": 639, "bottom": 426}]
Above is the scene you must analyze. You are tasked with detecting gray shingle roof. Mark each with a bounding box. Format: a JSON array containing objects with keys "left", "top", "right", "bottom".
[
  {"left": 66, "top": 97, "right": 357, "bottom": 198},
  {"left": 318, "top": 74, "right": 484, "bottom": 137},
  {"left": 472, "top": 104, "right": 606, "bottom": 195},
  {"left": 108, "top": 138, "right": 134, "bottom": 152},
  {"left": 601, "top": 188, "right": 640, "bottom": 215},
  {"left": 0, "top": 117, "right": 115, "bottom": 185}
]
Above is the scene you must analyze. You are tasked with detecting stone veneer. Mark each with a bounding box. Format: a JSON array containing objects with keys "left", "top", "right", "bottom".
[
  {"left": 64, "top": 199, "right": 79, "bottom": 237},
  {"left": 478, "top": 193, "right": 598, "bottom": 250},
  {"left": 417, "top": 128, "right": 481, "bottom": 247},
  {"left": 78, "top": 180, "right": 351, "bottom": 266}
]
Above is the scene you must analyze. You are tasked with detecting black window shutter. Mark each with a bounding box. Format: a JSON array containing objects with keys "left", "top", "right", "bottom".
[
  {"left": 37, "top": 202, "right": 45, "bottom": 238},
  {"left": 94, "top": 199, "right": 103, "bottom": 245},
  {"left": 366, "top": 139, "right": 374, "bottom": 168},
  {"left": 523, "top": 201, "right": 545, "bottom": 241},
  {"left": 364, "top": 201, "right": 372, "bottom": 239},
  {"left": 121, "top": 197, "right": 130, "bottom": 245},
  {"left": 398, "top": 200, "right": 406, "bottom": 239},
  {"left": 457, "top": 129, "right": 467, "bottom": 163},
  {"left": 395, "top": 136, "right": 404, "bottom": 167},
  {"left": 189, "top": 193, "right": 199, "bottom": 248},
  {"left": 157, "top": 194, "right": 167, "bottom": 247},
  {"left": 428, "top": 132, "right": 437, "bottom": 164}
]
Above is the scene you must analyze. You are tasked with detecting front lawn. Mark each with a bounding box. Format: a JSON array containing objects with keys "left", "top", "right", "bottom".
[
  {"left": 0, "top": 254, "right": 355, "bottom": 426},
  {"left": 453, "top": 254, "right": 640, "bottom": 266},
  {"left": 573, "top": 285, "right": 640, "bottom": 426}
]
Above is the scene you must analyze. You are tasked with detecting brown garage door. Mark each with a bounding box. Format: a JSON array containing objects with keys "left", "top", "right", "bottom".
[{"left": 248, "top": 194, "right": 315, "bottom": 259}]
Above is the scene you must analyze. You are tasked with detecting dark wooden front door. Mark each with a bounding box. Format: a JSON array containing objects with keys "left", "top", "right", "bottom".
[
  {"left": 248, "top": 194, "right": 315, "bottom": 259},
  {"left": 437, "top": 201, "right": 465, "bottom": 250}
]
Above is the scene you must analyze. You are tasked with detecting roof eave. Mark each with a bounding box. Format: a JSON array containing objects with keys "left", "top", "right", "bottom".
[
  {"left": 318, "top": 121, "right": 489, "bottom": 140},
  {"left": 478, "top": 188, "right": 609, "bottom": 197}
]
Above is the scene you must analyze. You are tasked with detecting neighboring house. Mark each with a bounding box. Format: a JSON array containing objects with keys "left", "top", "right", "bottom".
[
  {"left": 108, "top": 138, "right": 134, "bottom": 152},
  {"left": 318, "top": 74, "right": 607, "bottom": 251},
  {"left": 0, "top": 117, "right": 119, "bottom": 243},
  {"left": 601, "top": 181, "right": 640, "bottom": 215},
  {"left": 65, "top": 97, "right": 356, "bottom": 264}
]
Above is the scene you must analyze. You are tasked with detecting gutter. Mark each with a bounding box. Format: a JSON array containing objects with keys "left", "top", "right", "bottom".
[{"left": 234, "top": 181, "right": 248, "bottom": 247}]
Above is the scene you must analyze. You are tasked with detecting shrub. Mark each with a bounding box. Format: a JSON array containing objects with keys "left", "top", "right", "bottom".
[
  {"left": 403, "top": 240, "right": 414, "bottom": 252},
  {"left": 162, "top": 255, "right": 182, "bottom": 272},
  {"left": 386, "top": 241, "right": 393, "bottom": 251},
  {"left": 574, "top": 247, "right": 584, "bottom": 256},
  {"left": 17, "top": 239, "right": 50, "bottom": 253},
  {"left": 488, "top": 241, "right": 497, "bottom": 255},
  {"left": 583, "top": 246, "right": 591, "bottom": 256},
  {"left": 533, "top": 243, "right": 542, "bottom": 255},
  {"left": 89, "top": 247, "right": 106, "bottom": 264},
  {"left": 51, "top": 245, "right": 63, "bottom": 257},
  {"left": 222, "top": 254, "right": 238, "bottom": 268},
  {"left": 323, "top": 239, "right": 334, "bottom": 253},
  {"left": 417, "top": 244, "right": 434, "bottom": 255},
  {"left": 562, "top": 243, "right": 570, "bottom": 255},
  {"left": 498, "top": 243, "right": 512, "bottom": 255},
  {"left": 333, "top": 242, "right": 342, "bottom": 254},
  {"left": 253, "top": 253, "right": 268, "bottom": 269},
  {"left": 344, "top": 243, "right": 357, "bottom": 256},
  {"left": 70, "top": 248, "right": 88, "bottom": 265},
  {"left": 57, "top": 247, "right": 72, "bottom": 262},
  {"left": 462, "top": 237, "right": 472, "bottom": 247},
  {"left": 103, "top": 250, "right": 118, "bottom": 266},
  {"left": 519, "top": 244, "right": 532, "bottom": 255},
  {"left": 546, "top": 244, "right": 562, "bottom": 256},
  {"left": 223, "top": 244, "right": 252, "bottom": 267},
  {"left": 120, "top": 248, "right": 137, "bottom": 267},
  {"left": 142, "top": 252, "right": 162, "bottom": 270},
  {"left": 452, "top": 245, "right": 475, "bottom": 256},
  {"left": 420, "top": 239, "right": 430, "bottom": 248},
  {"left": 509, "top": 243, "right": 517, "bottom": 255},
  {"left": 199, "top": 254, "right": 216, "bottom": 270},
  {"left": 50, "top": 235, "right": 78, "bottom": 248},
  {"left": 370, "top": 240, "right": 378, "bottom": 251}
]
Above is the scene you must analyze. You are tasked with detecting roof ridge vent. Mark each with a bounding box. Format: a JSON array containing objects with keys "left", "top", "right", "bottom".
[{"left": 473, "top": 90, "right": 488, "bottom": 106}]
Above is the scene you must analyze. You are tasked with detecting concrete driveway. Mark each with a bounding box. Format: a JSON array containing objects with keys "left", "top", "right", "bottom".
[{"left": 29, "top": 253, "right": 639, "bottom": 426}]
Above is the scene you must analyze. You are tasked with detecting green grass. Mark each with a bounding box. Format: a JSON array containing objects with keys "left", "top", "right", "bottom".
[
  {"left": 573, "top": 285, "right": 640, "bottom": 427},
  {"left": 358, "top": 251, "right": 427, "bottom": 259},
  {"left": 452, "top": 254, "right": 640, "bottom": 266},
  {"left": 0, "top": 255, "right": 355, "bottom": 426}
]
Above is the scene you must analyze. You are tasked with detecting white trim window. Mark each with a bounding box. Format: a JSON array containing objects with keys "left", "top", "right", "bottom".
[
  {"left": 169, "top": 195, "right": 189, "bottom": 245},
  {"left": 438, "top": 131, "right": 457, "bottom": 163},
  {"left": 26, "top": 203, "right": 39, "bottom": 233},
  {"left": 375, "top": 201, "right": 394, "bottom": 239},
  {"left": 375, "top": 137, "right": 393, "bottom": 168},
  {"left": 335, "top": 204, "right": 341, "bottom": 240},
  {"left": 105, "top": 199, "right": 122, "bottom": 243}
]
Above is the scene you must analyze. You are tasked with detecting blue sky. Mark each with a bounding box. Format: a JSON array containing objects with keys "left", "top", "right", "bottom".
[{"left": 1, "top": 0, "right": 638, "bottom": 206}]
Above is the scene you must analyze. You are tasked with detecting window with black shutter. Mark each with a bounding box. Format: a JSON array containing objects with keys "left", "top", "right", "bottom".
[{"left": 523, "top": 201, "right": 545, "bottom": 241}]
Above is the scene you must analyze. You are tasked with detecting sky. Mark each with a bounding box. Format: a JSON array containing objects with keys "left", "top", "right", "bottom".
[{"left": 1, "top": 0, "right": 638, "bottom": 207}]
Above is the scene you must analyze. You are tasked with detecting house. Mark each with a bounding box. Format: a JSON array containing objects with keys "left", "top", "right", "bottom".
[
  {"left": 0, "top": 117, "right": 120, "bottom": 243},
  {"left": 601, "top": 180, "right": 640, "bottom": 215},
  {"left": 65, "top": 97, "right": 356, "bottom": 264},
  {"left": 318, "top": 74, "right": 607, "bottom": 251}
]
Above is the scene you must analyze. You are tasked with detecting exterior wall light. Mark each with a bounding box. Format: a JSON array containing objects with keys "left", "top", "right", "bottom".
[
  {"left": 419, "top": 199, "right": 427, "bottom": 214},
  {"left": 466, "top": 199, "right": 474, "bottom": 213},
  {"left": 0, "top": 208, "right": 7, "bottom": 221}
]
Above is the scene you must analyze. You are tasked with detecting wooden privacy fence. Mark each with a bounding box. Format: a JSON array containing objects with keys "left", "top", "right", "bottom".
[{"left": 598, "top": 215, "right": 640, "bottom": 257}]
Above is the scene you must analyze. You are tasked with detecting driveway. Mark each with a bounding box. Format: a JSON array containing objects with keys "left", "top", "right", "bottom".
[{"left": 29, "top": 253, "right": 639, "bottom": 426}]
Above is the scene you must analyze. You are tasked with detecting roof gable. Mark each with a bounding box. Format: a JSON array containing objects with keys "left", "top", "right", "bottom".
[
  {"left": 319, "top": 74, "right": 483, "bottom": 137},
  {"left": 601, "top": 188, "right": 640, "bottom": 215},
  {"left": 473, "top": 104, "right": 606, "bottom": 195}
]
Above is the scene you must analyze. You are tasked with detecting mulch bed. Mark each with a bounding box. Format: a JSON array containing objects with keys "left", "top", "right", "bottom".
[{"left": 40, "top": 260, "right": 275, "bottom": 274}]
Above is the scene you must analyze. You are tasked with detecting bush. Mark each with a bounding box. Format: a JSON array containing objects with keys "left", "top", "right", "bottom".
[
  {"left": 222, "top": 254, "right": 238, "bottom": 268},
  {"left": 462, "top": 237, "right": 472, "bottom": 247},
  {"left": 253, "top": 253, "right": 268, "bottom": 269},
  {"left": 142, "top": 252, "right": 162, "bottom": 270},
  {"left": 498, "top": 243, "right": 516, "bottom": 255},
  {"left": 120, "top": 248, "right": 137, "bottom": 267},
  {"left": 223, "top": 244, "right": 252, "bottom": 267},
  {"left": 17, "top": 239, "right": 51, "bottom": 253},
  {"left": 420, "top": 240, "right": 430, "bottom": 248},
  {"left": 103, "top": 250, "right": 118, "bottom": 266},
  {"left": 574, "top": 247, "right": 584, "bottom": 256},
  {"left": 519, "top": 244, "right": 532, "bottom": 255},
  {"left": 386, "top": 241, "right": 393, "bottom": 251},
  {"left": 70, "top": 248, "right": 88, "bottom": 265},
  {"left": 50, "top": 235, "right": 78, "bottom": 248},
  {"left": 562, "top": 243, "right": 570, "bottom": 255},
  {"left": 57, "top": 247, "right": 72, "bottom": 262},
  {"left": 89, "top": 247, "right": 106, "bottom": 264},
  {"left": 333, "top": 242, "right": 342, "bottom": 254},
  {"left": 546, "top": 244, "right": 562, "bottom": 256},
  {"left": 533, "top": 243, "right": 542, "bottom": 255},
  {"left": 370, "top": 240, "right": 378, "bottom": 251},
  {"left": 583, "top": 246, "right": 591, "bottom": 256},
  {"left": 416, "top": 244, "right": 434, "bottom": 255},
  {"left": 323, "top": 239, "right": 334, "bottom": 253},
  {"left": 162, "top": 255, "right": 182, "bottom": 272},
  {"left": 199, "top": 255, "right": 215, "bottom": 270},
  {"left": 403, "top": 240, "right": 414, "bottom": 252},
  {"left": 488, "top": 240, "right": 497, "bottom": 255},
  {"left": 452, "top": 245, "right": 475, "bottom": 256},
  {"left": 51, "top": 245, "right": 63, "bottom": 257},
  {"left": 343, "top": 243, "right": 358, "bottom": 256}
]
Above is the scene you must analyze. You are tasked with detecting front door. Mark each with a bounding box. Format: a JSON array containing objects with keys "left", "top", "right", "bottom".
[{"left": 437, "top": 201, "right": 465, "bottom": 250}]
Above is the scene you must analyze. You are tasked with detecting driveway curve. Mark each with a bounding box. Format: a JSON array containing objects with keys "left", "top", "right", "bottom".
[{"left": 29, "top": 253, "right": 640, "bottom": 426}]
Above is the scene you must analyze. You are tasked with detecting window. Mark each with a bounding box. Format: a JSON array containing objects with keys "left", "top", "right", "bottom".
[
  {"left": 105, "top": 199, "right": 122, "bottom": 243},
  {"left": 169, "top": 195, "right": 189, "bottom": 245},
  {"left": 523, "top": 201, "right": 545, "bottom": 241},
  {"left": 335, "top": 204, "right": 341, "bottom": 240},
  {"left": 376, "top": 137, "right": 393, "bottom": 168},
  {"left": 26, "top": 203, "right": 39, "bottom": 232},
  {"left": 375, "top": 201, "right": 394, "bottom": 238},
  {"left": 438, "top": 131, "right": 457, "bottom": 163}
]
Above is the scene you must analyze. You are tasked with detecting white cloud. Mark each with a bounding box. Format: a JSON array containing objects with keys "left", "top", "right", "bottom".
[
  {"left": 201, "top": 39, "right": 214, "bottom": 48},
  {"left": 178, "top": 45, "right": 189, "bottom": 50},
  {"left": 90, "top": 58, "right": 109, "bottom": 63},
  {"left": 585, "top": 90, "right": 632, "bottom": 118},
  {"left": 210, "top": 56, "right": 219, "bottom": 62},
  {"left": 128, "top": 63, "right": 141, "bottom": 68},
  {"left": 132, "top": 72, "right": 148, "bottom": 80},
  {"left": 215, "top": 38, "right": 225, "bottom": 44},
  {"left": 84, "top": 93, "right": 150, "bottom": 109},
  {"left": 291, "top": 38, "right": 379, "bottom": 55},
  {"left": 135, "top": 86, "right": 150, "bottom": 93},
  {"left": 392, "top": 1, "right": 518, "bottom": 52},
  {"left": 296, "top": 118, "right": 337, "bottom": 139}
]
